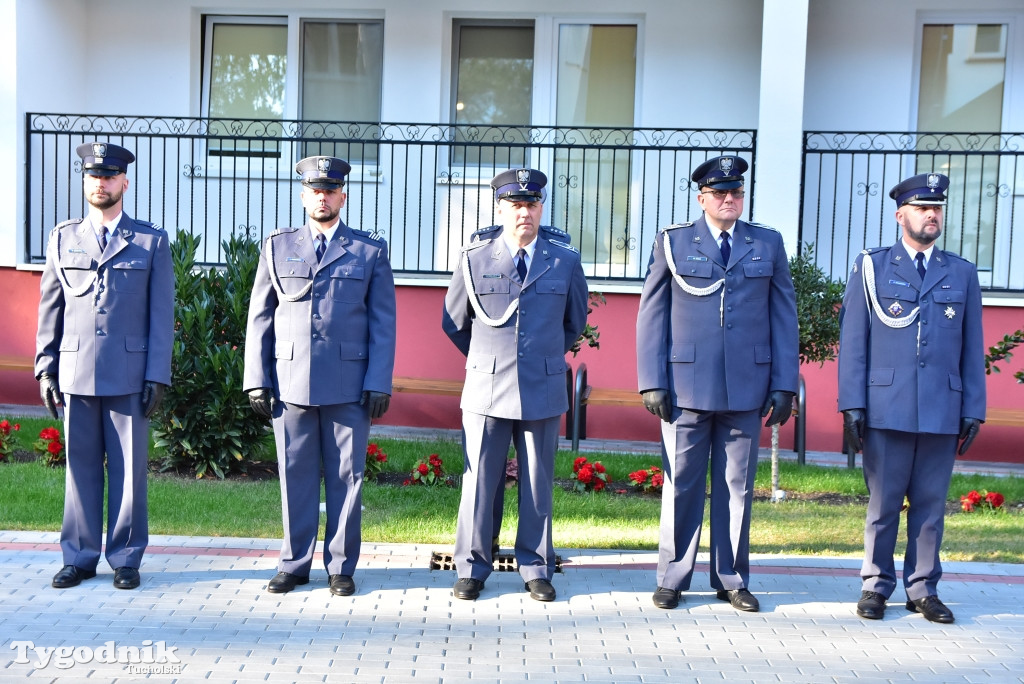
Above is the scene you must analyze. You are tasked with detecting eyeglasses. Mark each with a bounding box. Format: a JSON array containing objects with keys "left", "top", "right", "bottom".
[{"left": 701, "top": 189, "right": 745, "bottom": 200}]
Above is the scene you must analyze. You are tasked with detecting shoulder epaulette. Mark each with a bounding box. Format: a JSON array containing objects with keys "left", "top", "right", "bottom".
[
  {"left": 549, "top": 239, "right": 578, "bottom": 253},
  {"left": 132, "top": 219, "right": 164, "bottom": 232},
  {"left": 660, "top": 222, "right": 693, "bottom": 233},
  {"left": 745, "top": 221, "right": 778, "bottom": 233},
  {"left": 861, "top": 246, "right": 887, "bottom": 255},
  {"left": 351, "top": 227, "right": 385, "bottom": 244},
  {"left": 54, "top": 218, "right": 83, "bottom": 232},
  {"left": 461, "top": 239, "right": 492, "bottom": 252},
  {"left": 268, "top": 226, "right": 299, "bottom": 238},
  {"left": 471, "top": 225, "right": 502, "bottom": 242},
  {"left": 539, "top": 225, "right": 570, "bottom": 243}
]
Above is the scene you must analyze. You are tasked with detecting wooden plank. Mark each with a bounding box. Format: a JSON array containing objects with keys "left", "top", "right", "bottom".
[
  {"left": 0, "top": 354, "right": 34, "bottom": 372},
  {"left": 581, "top": 387, "right": 641, "bottom": 407},
  {"left": 985, "top": 407, "right": 1024, "bottom": 427},
  {"left": 391, "top": 377, "right": 463, "bottom": 396}
]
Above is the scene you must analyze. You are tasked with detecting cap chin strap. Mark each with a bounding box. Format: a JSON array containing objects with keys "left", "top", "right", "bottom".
[{"left": 860, "top": 250, "right": 919, "bottom": 328}]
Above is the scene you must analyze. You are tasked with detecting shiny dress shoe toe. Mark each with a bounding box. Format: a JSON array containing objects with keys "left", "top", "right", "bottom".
[
  {"left": 51, "top": 565, "right": 97, "bottom": 589},
  {"left": 113, "top": 567, "right": 141, "bottom": 590},
  {"left": 453, "top": 577, "right": 485, "bottom": 600},
  {"left": 716, "top": 588, "right": 760, "bottom": 612},
  {"left": 652, "top": 587, "right": 680, "bottom": 609},
  {"left": 525, "top": 579, "right": 556, "bottom": 602},
  {"left": 267, "top": 571, "right": 309, "bottom": 594},
  {"left": 856, "top": 590, "right": 887, "bottom": 619},
  {"left": 329, "top": 574, "right": 356, "bottom": 596},
  {"left": 906, "top": 595, "right": 955, "bottom": 623}
]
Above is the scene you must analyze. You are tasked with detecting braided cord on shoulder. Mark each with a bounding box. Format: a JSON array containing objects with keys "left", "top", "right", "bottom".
[
  {"left": 663, "top": 231, "right": 725, "bottom": 296},
  {"left": 266, "top": 236, "right": 313, "bottom": 303},
  {"left": 54, "top": 229, "right": 98, "bottom": 298},
  {"left": 461, "top": 252, "right": 519, "bottom": 328},
  {"left": 860, "top": 251, "right": 919, "bottom": 328}
]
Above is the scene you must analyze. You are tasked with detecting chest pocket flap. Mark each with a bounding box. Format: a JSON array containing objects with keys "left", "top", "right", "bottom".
[
  {"left": 278, "top": 261, "right": 312, "bottom": 279},
  {"left": 478, "top": 276, "right": 510, "bottom": 294},
  {"left": 678, "top": 261, "right": 714, "bottom": 279},
  {"left": 331, "top": 263, "right": 365, "bottom": 279},
  {"left": 112, "top": 259, "right": 148, "bottom": 270},
  {"left": 61, "top": 253, "right": 95, "bottom": 270},
  {"left": 742, "top": 262, "right": 774, "bottom": 278},
  {"left": 536, "top": 278, "right": 567, "bottom": 294}
]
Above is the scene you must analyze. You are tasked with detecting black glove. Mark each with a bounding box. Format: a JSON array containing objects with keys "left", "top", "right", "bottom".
[
  {"left": 361, "top": 390, "right": 391, "bottom": 420},
  {"left": 39, "top": 373, "right": 61, "bottom": 419},
  {"left": 641, "top": 389, "right": 672, "bottom": 423},
  {"left": 248, "top": 388, "right": 274, "bottom": 420},
  {"left": 842, "top": 409, "right": 866, "bottom": 453},
  {"left": 142, "top": 381, "right": 166, "bottom": 418},
  {"left": 957, "top": 417, "right": 982, "bottom": 456},
  {"left": 761, "top": 390, "right": 795, "bottom": 427}
]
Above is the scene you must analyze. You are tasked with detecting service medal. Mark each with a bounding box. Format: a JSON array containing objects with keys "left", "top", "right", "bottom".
[
  {"left": 887, "top": 301, "right": 904, "bottom": 317},
  {"left": 944, "top": 306, "right": 956, "bottom": 319}
]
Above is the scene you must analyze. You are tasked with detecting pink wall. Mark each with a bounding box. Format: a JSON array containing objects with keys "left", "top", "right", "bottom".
[{"left": 2, "top": 266, "right": 1022, "bottom": 463}]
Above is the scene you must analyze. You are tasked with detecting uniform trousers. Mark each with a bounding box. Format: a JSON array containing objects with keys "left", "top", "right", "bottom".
[
  {"left": 272, "top": 401, "right": 370, "bottom": 577},
  {"left": 61, "top": 393, "right": 149, "bottom": 570},
  {"left": 657, "top": 408, "right": 761, "bottom": 592},
  {"left": 455, "top": 412, "right": 560, "bottom": 583},
  {"left": 861, "top": 428, "right": 957, "bottom": 601}
]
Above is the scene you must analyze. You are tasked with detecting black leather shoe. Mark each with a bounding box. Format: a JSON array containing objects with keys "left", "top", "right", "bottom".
[
  {"left": 906, "top": 595, "right": 955, "bottom": 623},
  {"left": 453, "top": 577, "right": 485, "bottom": 600},
  {"left": 716, "top": 588, "right": 760, "bottom": 612},
  {"left": 51, "top": 565, "right": 96, "bottom": 589},
  {"left": 652, "top": 587, "right": 680, "bottom": 609},
  {"left": 525, "top": 579, "right": 556, "bottom": 602},
  {"left": 267, "top": 571, "right": 309, "bottom": 594},
  {"left": 856, "top": 591, "right": 887, "bottom": 620},
  {"left": 329, "top": 574, "right": 355, "bottom": 596},
  {"left": 113, "top": 567, "right": 141, "bottom": 590}
]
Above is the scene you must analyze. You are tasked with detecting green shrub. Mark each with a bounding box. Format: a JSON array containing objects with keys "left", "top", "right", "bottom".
[
  {"left": 151, "top": 230, "right": 269, "bottom": 478},
  {"left": 790, "top": 243, "right": 845, "bottom": 365}
]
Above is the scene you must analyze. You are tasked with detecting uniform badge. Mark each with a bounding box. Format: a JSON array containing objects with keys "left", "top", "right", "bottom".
[
  {"left": 927, "top": 174, "right": 941, "bottom": 190},
  {"left": 888, "top": 301, "right": 904, "bottom": 317},
  {"left": 317, "top": 157, "right": 331, "bottom": 176},
  {"left": 720, "top": 157, "right": 734, "bottom": 174},
  {"left": 92, "top": 143, "right": 106, "bottom": 161},
  {"left": 944, "top": 306, "right": 956, "bottom": 319}
]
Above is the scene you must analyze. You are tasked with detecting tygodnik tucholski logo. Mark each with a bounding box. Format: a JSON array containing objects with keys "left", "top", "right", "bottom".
[{"left": 10, "top": 639, "right": 182, "bottom": 673}]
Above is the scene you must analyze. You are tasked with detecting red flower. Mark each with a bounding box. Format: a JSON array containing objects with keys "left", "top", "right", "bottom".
[
  {"left": 985, "top": 492, "right": 1005, "bottom": 509},
  {"left": 39, "top": 427, "right": 61, "bottom": 441},
  {"left": 965, "top": 490, "right": 982, "bottom": 505},
  {"left": 375, "top": 453, "right": 387, "bottom": 463},
  {"left": 417, "top": 463, "right": 429, "bottom": 475},
  {"left": 629, "top": 470, "right": 648, "bottom": 485},
  {"left": 651, "top": 473, "right": 664, "bottom": 488},
  {"left": 594, "top": 462, "right": 606, "bottom": 474},
  {"left": 47, "top": 440, "right": 64, "bottom": 455},
  {"left": 429, "top": 454, "right": 442, "bottom": 467},
  {"left": 577, "top": 465, "right": 594, "bottom": 484},
  {"left": 573, "top": 456, "right": 587, "bottom": 474},
  {"left": 593, "top": 479, "right": 606, "bottom": 492},
  {"left": 960, "top": 498, "right": 974, "bottom": 512}
]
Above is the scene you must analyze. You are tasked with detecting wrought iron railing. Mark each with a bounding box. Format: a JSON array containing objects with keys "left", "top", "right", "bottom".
[
  {"left": 801, "top": 131, "right": 1024, "bottom": 293},
  {"left": 25, "top": 113, "right": 756, "bottom": 280}
]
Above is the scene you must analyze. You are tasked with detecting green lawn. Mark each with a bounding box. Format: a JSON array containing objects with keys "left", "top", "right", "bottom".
[{"left": 2, "top": 418, "right": 1022, "bottom": 563}]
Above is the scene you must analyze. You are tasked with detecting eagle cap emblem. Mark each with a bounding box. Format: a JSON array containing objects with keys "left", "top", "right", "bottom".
[
  {"left": 927, "top": 173, "right": 940, "bottom": 190},
  {"left": 720, "top": 157, "right": 734, "bottom": 174},
  {"left": 317, "top": 157, "right": 331, "bottom": 175},
  {"left": 516, "top": 169, "right": 531, "bottom": 184},
  {"left": 92, "top": 143, "right": 106, "bottom": 159}
]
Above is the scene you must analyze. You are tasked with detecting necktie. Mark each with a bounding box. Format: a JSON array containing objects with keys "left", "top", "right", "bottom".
[
  {"left": 516, "top": 248, "right": 528, "bottom": 281},
  {"left": 916, "top": 252, "right": 926, "bottom": 279},
  {"left": 97, "top": 228, "right": 108, "bottom": 251},
  {"left": 720, "top": 231, "right": 731, "bottom": 265},
  {"left": 315, "top": 235, "right": 326, "bottom": 263}
]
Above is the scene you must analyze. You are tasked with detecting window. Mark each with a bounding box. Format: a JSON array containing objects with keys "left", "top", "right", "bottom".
[
  {"left": 450, "top": 21, "right": 535, "bottom": 167},
  {"left": 917, "top": 23, "right": 1007, "bottom": 281},
  {"left": 202, "top": 15, "right": 384, "bottom": 163}
]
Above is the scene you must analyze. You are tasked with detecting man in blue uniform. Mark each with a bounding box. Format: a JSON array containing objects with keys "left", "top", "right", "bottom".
[
  {"left": 442, "top": 168, "right": 589, "bottom": 602},
  {"left": 636, "top": 155, "right": 799, "bottom": 611},
  {"left": 36, "top": 142, "right": 175, "bottom": 590},
  {"left": 838, "top": 172, "right": 986, "bottom": 623},
  {"left": 244, "top": 156, "right": 396, "bottom": 597}
]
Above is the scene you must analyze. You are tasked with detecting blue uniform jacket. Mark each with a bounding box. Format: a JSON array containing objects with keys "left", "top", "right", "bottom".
[
  {"left": 636, "top": 217, "right": 799, "bottom": 411},
  {"left": 442, "top": 231, "right": 589, "bottom": 421},
  {"left": 837, "top": 243, "right": 986, "bottom": 434},
  {"left": 35, "top": 214, "right": 174, "bottom": 395},
  {"left": 244, "top": 222, "right": 396, "bottom": 406}
]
